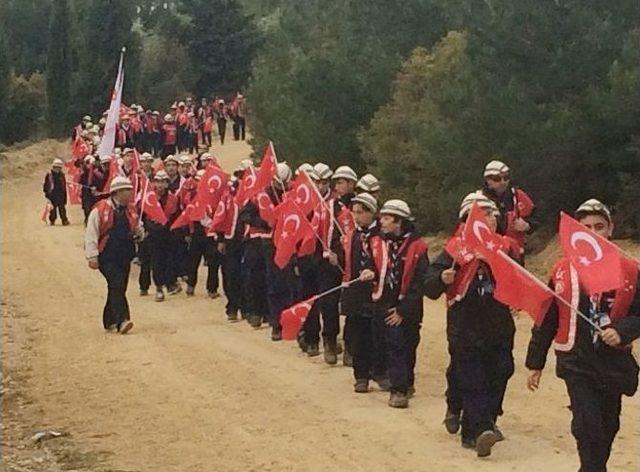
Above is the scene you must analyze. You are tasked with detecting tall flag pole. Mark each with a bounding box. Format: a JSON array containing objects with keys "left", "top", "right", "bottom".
[{"left": 97, "top": 47, "right": 126, "bottom": 160}]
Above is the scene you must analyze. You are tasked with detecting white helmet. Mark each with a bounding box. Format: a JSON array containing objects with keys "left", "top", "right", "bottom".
[
  {"left": 313, "top": 163, "right": 333, "bottom": 180},
  {"left": 380, "top": 199, "right": 412, "bottom": 220},
  {"left": 459, "top": 191, "right": 499, "bottom": 219},
  {"left": 195, "top": 169, "right": 206, "bottom": 181},
  {"left": 200, "top": 152, "right": 213, "bottom": 161},
  {"left": 483, "top": 160, "right": 510, "bottom": 177},
  {"left": 332, "top": 165, "right": 357, "bottom": 182},
  {"left": 141, "top": 152, "right": 153, "bottom": 162},
  {"left": 352, "top": 192, "right": 378, "bottom": 214},
  {"left": 238, "top": 158, "right": 253, "bottom": 171},
  {"left": 296, "top": 163, "right": 314, "bottom": 175},
  {"left": 109, "top": 176, "right": 133, "bottom": 193},
  {"left": 164, "top": 113, "right": 173, "bottom": 122},
  {"left": 153, "top": 170, "right": 170, "bottom": 181},
  {"left": 356, "top": 173, "right": 380, "bottom": 193},
  {"left": 52, "top": 158, "right": 64, "bottom": 168},
  {"left": 276, "top": 162, "right": 292, "bottom": 183},
  {"left": 575, "top": 198, "right": 612, "bottom": 223}
]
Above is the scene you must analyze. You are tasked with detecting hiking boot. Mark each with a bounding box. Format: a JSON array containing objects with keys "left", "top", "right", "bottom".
[
  {"left": 227, "top": 311, "right": 238, "bottom": 322},
  {"left": 388, "top": 392, "right": 409, "bottom": 409},
  {"left": 342, "top": 348, "right": 353, "bottom": 367},
  {"left": 493, "top": 423, "right": 504, "bottom": 442},
  {"left": 168, "top": 284, "right": 182, "bottom": 295},
  {"left": 186, "top": 285, "right": 195, "bottom": 296},
  {"left": 323, "top": 338, "right": 338, "bottom": 365},
  {"left": 62, "top": 220, "right": 70, "bottom": 226},
  {"left": 297, "top": 331, "right": 309, "bottom": 353},
  {"left": 105, "top": 324, "right": 118, "bottom": 333},
  {"left": 118, "top": 320, "right": 134, "bottom": 334},
  {"left": 240, "top": 312, "right": 249, "bottom": 320},
  {"left": 354, "top": 379, "right": 369, "bottom": 393},
  {"left": 208, "top": 291, "right": 220, "bottom": 299},
  {"left": 407, "top": 385, "right": 416, "bottom": 398},
  {"left": 475, "top": 430, "right": 498, "bottom": 458},
  {"left": 373, "top": 376, "right": 391, "bottom": 392},
  {"left": 271, "top": 326, "right": 282, "bottom": 341},
  {"left": 444, "top": 409, "right": 461, "bottom": 434},
  {"left": 306, "top": 343, "right": 320, "bottom": 357},
  {"left": 248, "top": 315, "right": 262, "bottom": 329},
  {"left": 139, "top": 289, "right": 149, "bottom": 296},
  {"left": 461, "top": 437, "right": 476, "bottom": 449},
  {"left": 155, "top": 290, "right": 165, "bottom": 302}
]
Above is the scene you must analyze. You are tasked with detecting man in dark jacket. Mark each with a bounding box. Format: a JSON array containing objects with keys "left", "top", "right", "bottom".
[
  {"left": 79, "top": 154, "right": 97, "bottom": 225},
  {"left": 424, "top": 191, "right": 515, "bottom": 457},
  {"left": 340, "top": 192, "right": 389, "bottom": 393},
  {"left": 481, "top": 159, "right": 537, "bottom": 263},
  {"left": 373, "top": 199, "right": 429, "bottom": 409},
  {"left": 238, "top": 163, "right": 294, "bottom": 341},
  {"left": 525, "top": 199, "right": 640, "bottom": 472},
  {"left": 43, "top": 158, "right": 69, "bottom": 225}
]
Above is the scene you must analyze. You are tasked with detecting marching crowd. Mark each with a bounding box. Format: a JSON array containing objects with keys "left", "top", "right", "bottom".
[{"left": 39, "top": 97, "right": 640, "bottom": 469}]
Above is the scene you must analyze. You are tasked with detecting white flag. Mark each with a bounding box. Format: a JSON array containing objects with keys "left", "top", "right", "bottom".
[{"left": 97, "top": 47, "right": 126, "bottom": 159}]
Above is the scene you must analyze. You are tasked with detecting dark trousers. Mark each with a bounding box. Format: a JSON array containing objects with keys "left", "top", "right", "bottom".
[
  {"left": 49, "top": 203, "right": 68, "bottom": 224},
  {"left": 82, "top": 205, "right": 92, "bottom": 226},
  {"left": 261, "top": 239, "right": 294, "bottom": 328},
  {"left": 565, "top": 375, "right": 622, "bottom": 472},
  {"left": 202, "top": 131, "right": 212, "bottom": 148},
  {"left": 384, "top": 318, "right": 421, "bottom": 394},
  {"left": 217, "top": 119, "right": 227, "bottom": 144},
  {"left": 138, "top": 239, "right": 152, "bottom": 291},
  {"left": 173, "top": 232, "right": 190, "bottom": 279},
  {"left": 150, "top": 234, "right": 177, "bottom": 289},
  {"left": 152, "top": 133, "right": 161, "bottom": 156},
  {"left": 451, "top": 346, "right": 514, "bottom": 441},
  {"left": 299, "top": 259, "right": 320, "bottom": 344},
  {"left": 233, "top": 117, "right": 246, "bottom": 140},
  {"left": 187, "top": 233, "right": 219, "bottom": 293},
  {"left": 304, "top": 263, "right": 341, "bottom": 343},
  {"left": 221, "top": 238, "right": 244, "bottom": 315},
  {"left": 242, "top": 239, "right": 269, "bottom": 319},
  {"left": 445, "top": 356, "right": 462, "bottom": 414},
  {"left": 351, "top": 315, "right": 387, "bottom": 381},
  {"left": 98, "top": 258, "right": 131, "bottom": 329}
]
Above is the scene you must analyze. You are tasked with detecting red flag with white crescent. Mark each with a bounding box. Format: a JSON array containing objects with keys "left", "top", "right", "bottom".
[
  {"left": 280, "top": 297, "right": 316, "bottom": 340},
  {"left": 142, "top": 190, "right": 168, "bottom": 225},
  {"left": 559, "top": 212, "right": 624, "bottom": 294}
]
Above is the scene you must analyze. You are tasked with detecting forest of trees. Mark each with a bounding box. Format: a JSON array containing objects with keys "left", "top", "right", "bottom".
[{"left": 1, "top": 0, "right": 638, "bottom": 239}]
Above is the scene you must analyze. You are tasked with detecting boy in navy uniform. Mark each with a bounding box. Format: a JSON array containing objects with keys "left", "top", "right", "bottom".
[{"left": 526, "top": 199, "right": 640, "bottom": 472}]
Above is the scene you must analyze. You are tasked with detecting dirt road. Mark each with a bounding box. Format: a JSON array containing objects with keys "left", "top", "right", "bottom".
[{"left": 1, "top": 139, "right": 639, "bottom": 471}]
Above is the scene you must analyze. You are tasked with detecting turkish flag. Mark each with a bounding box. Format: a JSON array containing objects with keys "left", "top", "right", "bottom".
[
  {"left": 256, "top": 191, "right": 276, "bottom": 227},
  {"left": 170, "top": 206, "right": 192, "bottom": 230},
  {"left": 285, "top": 171, "right": 321, "bottom": 216},
  {"left": 235, "top": 142, "right": 277, "bottom": 206},
  {"left": 142, "top": 190, "right": 168, "bottom": 225},
  {"left": 103, "top": 158, "right": 122, "bottom": 194},
  {"left": 444, "top": 236, "right": 475, "bottom": 265},
  {"left": 196, "top": 165, "right": 229, "bottom": 209},
  {"left": 66, "top": 181, "right": 82, "bottom": 205},
  {"left": 486, "top": 250, "right": 554, "bottom": 326},
  {"left": 71, "top": 133, "right": 89, "bottom": 159},
  {"left": 281, "top": 297, "right": 316, "bottom": 340},
  {"left": 559, "top": 212, "right": 624, "bottom": 294},
  {"left": 298, "top": 211, "right": 321, "bottom": 257},
  {"left": 273, "top": 200, "right": 312, "bottom": 269},
  {"left": 462, "top": 203, "right": 505, "bottom": 254}
]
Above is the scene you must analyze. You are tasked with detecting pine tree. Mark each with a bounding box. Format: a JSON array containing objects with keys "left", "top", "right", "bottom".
[
  {"left": 180, "top": 0, "right": 260, "bottom": 97},
  {"left": 46, "top": 0, "right": 72, "bottom": 137}
]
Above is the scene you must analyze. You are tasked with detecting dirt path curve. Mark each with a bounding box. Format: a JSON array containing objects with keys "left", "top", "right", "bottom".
[{"left": 2, "top": 138, "right": 638, "bottom": 471}]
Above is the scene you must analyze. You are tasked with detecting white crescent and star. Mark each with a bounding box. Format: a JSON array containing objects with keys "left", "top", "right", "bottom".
[
  {"left": 570, "top": 231, "right": 604, "bottom": 266},
  {"left": 296, "top": 185, "right": 310, "bottom": 205},
  {"left": 281, "top": 214, "right": 301, "bottom": 238}
]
